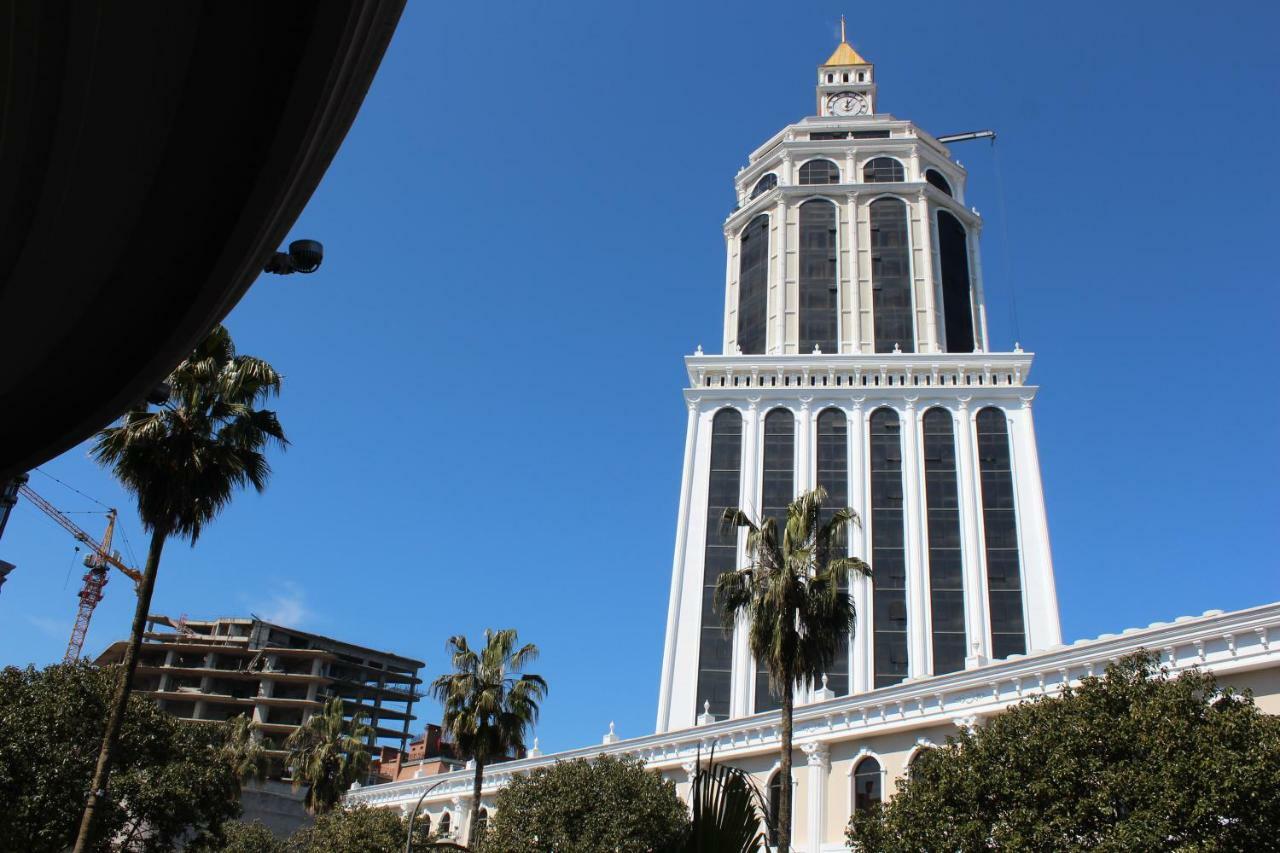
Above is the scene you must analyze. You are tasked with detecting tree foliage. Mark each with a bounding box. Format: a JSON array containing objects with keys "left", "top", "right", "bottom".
[
  {"left": 847, "top": 653, "right": 1280, "bottom": 852},
  {"left": 285, "top": 696, "right": 374, "bottom": 814},
  {"left": 285, "top": 804, "right": 432, "bottom": 853},
  {"left": 679, "top": 756, "right": 768, "bottom": 853},
  {"left": 717, "top": 486, "right": 868, "bottom": 850},
  {"left": 430, "top": 628, "right": 546, "bottom": 844},
  {"left": 483, "top": 754, "right": 689, "bottom": 852},
  {"left": 0, "top": 662, "right": 241, "bottom": 852}
]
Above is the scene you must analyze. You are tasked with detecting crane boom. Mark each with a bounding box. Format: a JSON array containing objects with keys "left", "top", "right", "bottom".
[
  {"left": 15, "top": 482, "right": 143, "bottom": 662},
  {"left": 16, "top": 484, "right": 141, "bottom": 583},
  {"left": 935, "top": 129, "right": 997, "bottom": 144}
]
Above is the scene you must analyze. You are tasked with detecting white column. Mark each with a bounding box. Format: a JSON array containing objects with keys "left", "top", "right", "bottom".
[
  {"left": 954, "top": 400, "right": 990, "bottom": 665},
  {"left": 796, "top": 401, "right": 813, "bottom": 493},
  {"left": 846, "top": 193, "right": 862, "bottom": 353},
  {"left": 803, "top": 741, "right": 831, "bottom": 852},
  {"left": 914, "top": 191, "right": 940, "bottom": 353},
  {"left": 968, "top": 220, "right": 990, "bottom": 352},
  {"left": 732, "top": 402, "right": 762, "bottom": 717},
  {"left": 1006, "top": 397, "right": 1062, "bottom": 649},
  {"left": 901, "top": 400, "right": 930, "bottom": 677},
  {"left": 847, "top": 401, "right": 871, "bottom": 694},
  {"left": 657, "top": 400, "right": 703, "bottom": 731}
]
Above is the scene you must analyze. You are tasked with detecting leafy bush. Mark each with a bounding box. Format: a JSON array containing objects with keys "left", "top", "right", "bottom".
[
  {"left": 847, "top": 653, "right": 1280, "bottom": 852},
  {"left": 483, "top": 754, "right": 689, "bottom": 852},
  {"left": 0, "top": 662, "right": 240, "bottom": 852},
  {"left": 284, "top": 804, "right": 431, "bottom": 853}
]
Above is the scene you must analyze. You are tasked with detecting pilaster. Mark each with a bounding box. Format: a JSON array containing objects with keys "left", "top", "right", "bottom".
[
  {"left": 803, "top": 741, "right": 830, "bottom": 852},
  {"left": 847, "top": 400, "right": 871, "bottom": 694},
  {"left": 731, "top": 401, "right": 762, "bottom": 717},
  {"left": 901, "top": 399, "right": 929, "bottom": 677},
  {"left": 1006, "top": 396, "right": 1062, "bottom": 650},
  {"left": 954, "top": 399, "right": 990, "bottom": 665}
]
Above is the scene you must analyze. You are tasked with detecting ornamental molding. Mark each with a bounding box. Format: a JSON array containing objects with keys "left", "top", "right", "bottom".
[
  {"left": 801, "top": 740, "right": 831, "bottom": 768},
  {"left": 346, "top": 602, "right": 1280, "bottom": 809}
]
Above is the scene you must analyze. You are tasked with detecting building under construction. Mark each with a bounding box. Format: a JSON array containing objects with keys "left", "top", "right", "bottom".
[{"left": 95, "top": 615, "right": 423, "bottom": 776}]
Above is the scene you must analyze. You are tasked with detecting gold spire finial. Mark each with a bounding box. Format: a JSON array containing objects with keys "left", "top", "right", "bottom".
[{"left": 840, "top": 15, "right": 846, "bottom": 44}]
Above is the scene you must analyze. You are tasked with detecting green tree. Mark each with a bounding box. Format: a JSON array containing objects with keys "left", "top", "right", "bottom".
[
  {"left": 0, "top": 662, "right": 241, "bottom": 852},
  {"left": 716, "top": 486, "right": 868, "bottom": 852},
  {"left": 75, "top": 324, "right": 287, "bottom": 852},
  {"left": 430, "top": 628, "right": 547, "bottom": 845},
  {"left": 285, "top": 804, "right": 431, "bottom": 853},
  {"left": 285, "top": 696, "right": 374, "bottom": 814},
  {"left": 483, "top": 754, "right": 689, "bottom": 852},
  {"left": 847, "top": 653, "right": 1280, "bottom": 852},
  {"left": 193, "top": 819, "right": 283, "bottom": 853},
  {"left": 218, "top": 714, "right": 270, "bottom": 784}
]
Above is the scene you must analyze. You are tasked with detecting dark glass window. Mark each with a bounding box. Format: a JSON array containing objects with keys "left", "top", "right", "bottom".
[
  {"left": 870, "top": 198, "right": 914, "bottom": 353},
  {"left": 816, "top": 408, "right": 850, "bottom": 696},
  {"left": 923, "top": 408, "right": 965, "bottom": 675},
  {"left": 798, "top": 200, "right": 838, "bottom": 354},
  {"left": 925, "top": 168, "right": 953, "bottom": 196},
  {"left": 798, "top": 159, "right": 840, "bottom": 185},
  {"left": 750, "top": 173, "right": 778, "bottom": 199},
  {"left": 438, "top": 813, "right": 451, "bottom": 836},
  {"left": 976, "top": 408, "right": 1026, "bottom": 659},
  {"left": 853, "top": 756, "right": 882, "bottom": 811},
  {"left": 736, "top": 215, "right": 769, "bottom": 354},
  {"left": 937, "top": 210, "right": 975, "bottom": 353},
  {"left": 863, "top": 157, "right": 904, "bottom": 183},
  {"left": 696, "top": 409, "right": 743, "bottom": 719},
  {"left": 767, "top": 772, "right": 783, "bottom": 844},
  {"left": 870, "top": 408, "right": 908, "bottom": 687},
  {"left": 755, "top": 408, "right": 795, "bottom": 713},
  {"left": 476, "top": 809, "right": 488, "bottom": 834}
]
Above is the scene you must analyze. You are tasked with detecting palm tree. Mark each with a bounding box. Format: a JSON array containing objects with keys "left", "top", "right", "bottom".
[
  {"left": 73, "top": 325, "right": 286, "bottom": 853},
  {"left": 217, "top": 714, "right": 270, "bottom": 784},
  {"left": 430, "top": 629, "right": 547, "bottom": 845},
  {"left": 286, "top": 695, "right": 375, "bottom": 813},
  {"left": 716, "top": 486, "right": 869, "bottom": 853}
]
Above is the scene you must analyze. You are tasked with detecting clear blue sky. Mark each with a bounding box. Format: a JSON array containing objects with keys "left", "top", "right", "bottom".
[{"left": 3, "top": 1, "right": 1277, "bottom": 753}]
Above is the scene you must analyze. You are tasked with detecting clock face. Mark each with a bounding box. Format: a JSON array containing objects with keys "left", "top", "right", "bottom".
[{"left": 827, "top": 91, "right": 868, "bottom": 116}]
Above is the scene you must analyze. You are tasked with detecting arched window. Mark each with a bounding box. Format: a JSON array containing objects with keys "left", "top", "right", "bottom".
[
  {"left": 697, "top": 409, "right": 743, "bottom": 719},
  {"left": 863, "top": 157, "right": 904, "bottom": 183},
  {"left": 870, "top": 408, "right": 908, "bottom": 687},
  {"left": 736, "top": 215, "right": 769, "bottom": 355},
  {"left": 767, "top": 771, "right": 783, "bottom": 844},
  {"left": 817, "top": 408, "right": 850, "bottom": 696},
  {"left": 756, "top": 408, "right": 795, "bottom": 713},
  {"left": 976, "top": 408, "right": 1026, "bottom": 658},
  {"left": 923, "top": 408, "right": 965, "bottom": 675},
  {"left": 750, "top": 173, "right": 777, "bottom": 199},
  {"left": 869, "top": 198, "right": 914, "bottom": 353},
  {"left": 936, "top": 210, "right": 975, "bottom": 353},
  {"left": 475, "top": 808, "right": 489, "bottom": 834},
  {"left": 438, "top": 812, "right": 451, "bottom": 836},
  {"left": 798, "top": 159, "right": 840, "bottom": 185},
  {"left": 798, "top": 200, "right": 838, "bottom": 354},
  {"left": 906, "top": 746, "right": 932, "bottom": 778},
  {"left": 925, "top": 168, "right": 953, "bottom": 196},
  {"left": 853, "top": 756, "right": 882, "bottom": 811}
]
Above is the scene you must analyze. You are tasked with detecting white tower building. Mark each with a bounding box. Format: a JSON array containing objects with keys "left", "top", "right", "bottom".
[{"left": 656, "top": 36, "right": 1062, "bottom": 732}]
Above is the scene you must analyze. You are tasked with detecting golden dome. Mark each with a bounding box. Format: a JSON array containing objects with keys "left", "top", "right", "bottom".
[{"left": 822, "top": 40, "right": 869, "bottom": 67}]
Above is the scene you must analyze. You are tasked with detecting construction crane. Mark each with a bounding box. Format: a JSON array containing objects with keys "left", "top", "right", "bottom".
[
  {"left": 16, "top": 482, "right": 142, "bottom": 662},
  {"left": 936, "top": 130, "right": 997, "bottom": 144}
]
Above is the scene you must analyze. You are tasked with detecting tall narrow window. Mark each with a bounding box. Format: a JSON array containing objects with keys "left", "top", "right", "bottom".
[
  {"left": 438, "top": 813, "right": 451, "bottom": 837},
  {"left": 798, "top": 200, "right": 838, "bottom": 354},
  {"left": 925, "top": 168, "right": 953, "bottom": 196},
  {"left": 750, "top": 173, "right": 777, "bottom": 199},
  {"left": 696, "top": 409, "right": 743, "bottom": 719},
  {"left": 798, "top": 159, "right": 840, "bottom": 185},
  {"left": 755, "top": 408, "right": 795, "bottom": 713},
  {"left": 736, "top": 215, "right": 769, "bottom": 355},
  {"left": 869, "top": 408, "right": 908, "bottom": 687},
  {"left": 853, "top": 756, "right": 882, "bottom": 811},
  {"left": 767, "top": 772, "right": 783, "bottom": 845},
  {"left": 863, "top": 157, "right": 904, "bottom": 183},
  {"left": 976, "top": 408, "right": 1026, "bottom": 659},
  {"left": 937, "top": 210, "right": 975, "bottom": 353},
  {"left": 816, "top": 408, "right": 850, "bottom": 695},
  {"left": 870, "top": 198, "right": 914, "bottom": 353},
  {"left": 923, "top": 408, "right": 965, "bottom": 675}
]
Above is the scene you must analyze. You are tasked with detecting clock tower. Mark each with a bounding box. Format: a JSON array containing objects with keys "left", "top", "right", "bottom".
[
  {"left": 816, "top": 19, "right": 875, "bottom": 117},
  {"left": 655, "top": 33, "right": 1062, "bottom": 733}
]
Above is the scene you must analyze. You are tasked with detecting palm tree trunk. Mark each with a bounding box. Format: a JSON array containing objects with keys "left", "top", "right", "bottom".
[
  {"left": 467, "top": 756, "right": 485, "bottom": 844},
  {"left": 72, "top": 525, "right": 167, "bottom": 853},
  {"left": 777, "top": 676, "right": 794, "bottom": 852}
]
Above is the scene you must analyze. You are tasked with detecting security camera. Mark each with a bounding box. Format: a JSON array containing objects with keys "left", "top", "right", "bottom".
[{"left": 264, "top": 238, "right": 324, "bottom": 275}]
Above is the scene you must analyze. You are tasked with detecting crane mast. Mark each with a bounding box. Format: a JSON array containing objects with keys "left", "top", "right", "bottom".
[{"left": 15, "top": 482, "right": 142, "bottom": 662}]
